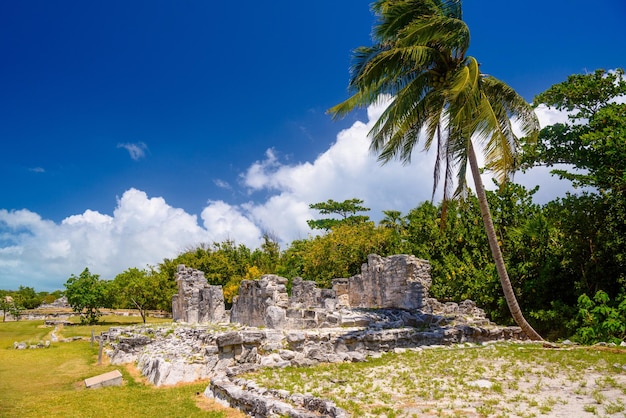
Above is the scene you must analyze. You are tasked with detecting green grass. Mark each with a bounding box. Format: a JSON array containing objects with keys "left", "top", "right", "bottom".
[
  {"left": 7, "top": 318, "right": 626, "bottom": 417},
  {"left": 0, "top": 318, "right": 239, "bottom": 418},
  {"left": 60, "top": 314, "right": 172, "bottom": 338},
  {"left": 244, "top": 343, "right": 626, "bottom": 417}
]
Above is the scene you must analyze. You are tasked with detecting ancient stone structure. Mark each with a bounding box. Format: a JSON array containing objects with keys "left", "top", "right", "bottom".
[
  {"left": 334, "top": 254, "right": 431, "bottom": 310},
  {"left": 172, "top": 264, "right": 226, "bottom": 323},
  {"left": 143, "top": 254, "right": 529, "bottom": 416},
  {"left": 230, "top": 274, "right": 290, "bottom": 328},
  {"left": 106, "top": 319, "right": 526, "bottom": 387},
  {"left": 175, "top": 253, "right": 433, "bottom": 329}
]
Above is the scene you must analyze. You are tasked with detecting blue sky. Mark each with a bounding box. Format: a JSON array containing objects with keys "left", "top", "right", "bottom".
[{"left": 1, "top": 1, "right": 625, "bottom": 291}]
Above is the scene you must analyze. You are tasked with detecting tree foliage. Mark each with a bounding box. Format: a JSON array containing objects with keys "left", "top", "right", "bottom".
[
  {"left": 283, "top": 222, "right": 395, "bottom": 288},
  {"left": 110, "top": 267, "right": 171, "bottom": 323},
  {"left": 307, "top": 199, "right": 371, "bottom": 231},
  {"left": 0, "top": 294, "right": 23, "bottom": 321},
  {"left": 159, "top": 235, "right": 281, "bottom": 305},
  {"left": 327, "top": 0, "right": 542, "bottom": 340},
  {"left": 570, "top": 291, "right": 626, "bottom": 345},
  {"left": 526, "top": 68, "right": 626, "bottom": 194},
  {"left": 64, "top": 268, "right": 109, "bottom": 325}
]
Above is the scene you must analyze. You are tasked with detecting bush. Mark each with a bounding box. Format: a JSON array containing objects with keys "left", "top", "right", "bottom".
[{"left": 570, "top": 290, "right": 626, "bottom": 344}]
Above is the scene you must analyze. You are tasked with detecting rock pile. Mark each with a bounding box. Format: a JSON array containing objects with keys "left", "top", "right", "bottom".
[{"left": 105, "top": 305, "right": 525, "bottom": 386}]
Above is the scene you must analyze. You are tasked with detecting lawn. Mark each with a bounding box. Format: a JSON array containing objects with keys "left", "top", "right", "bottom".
[{"left": 0, "top": 317, "right": 243, "bottom": 418}]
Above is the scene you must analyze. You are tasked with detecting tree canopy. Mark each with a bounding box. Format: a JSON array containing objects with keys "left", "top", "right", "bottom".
[
  {"left": 307, "top": 198, "right": 371, "bottom": 231},
  {"left": 64, "top": 268, "right": 109, "bottom": 324}
]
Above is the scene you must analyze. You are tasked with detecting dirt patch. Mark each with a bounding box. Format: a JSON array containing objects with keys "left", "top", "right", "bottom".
[{"left": 195, "top": 394, "right": 247, "bottom": 417}]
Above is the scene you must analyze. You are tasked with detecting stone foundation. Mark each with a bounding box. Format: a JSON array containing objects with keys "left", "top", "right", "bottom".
[{"left": 105, "top": 306, "right": 526, "bottom": 387}]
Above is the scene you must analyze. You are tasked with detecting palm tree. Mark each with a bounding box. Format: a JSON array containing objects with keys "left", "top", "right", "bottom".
[{"left": 329, "top": 0, "right": 542, "bottom": 340}]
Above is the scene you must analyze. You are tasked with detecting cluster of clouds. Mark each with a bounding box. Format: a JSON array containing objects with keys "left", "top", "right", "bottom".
[{"left": 1, "top": 102, "right": 573, "bottom": 291}]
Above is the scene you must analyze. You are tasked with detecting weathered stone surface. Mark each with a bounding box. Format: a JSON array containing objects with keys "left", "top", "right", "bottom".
[
  {"left": 206, "top": 375, "right": 348, "bottom": 418},
  {"left": 230, "top": 275, "right": 289, "bottom": 328},
  {"left": 227, "top": 255, "right": 436, "bottom": 330},
  {"left": 84, "top": 370, "right": 123, "bottom": 389},
  {"left": 216, "top": 332, "right": 243, "bottom": 348},
  {"left": 337, "top": 254, "right": 431, "bottom": 310},
  {"left": 105, "top": 310, "right": 526, "bottom": 387},
  {"left": 172, "top": 265, "right": 226, "bottom": 324}
]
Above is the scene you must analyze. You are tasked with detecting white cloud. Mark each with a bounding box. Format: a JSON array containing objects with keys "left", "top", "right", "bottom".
[
  {"left": 200, "top": 201, "right": 263, "bottom": 247},
  {"left": 0, "top": 189, "right": 212, "bottom": 291},
  {"left": 238, "top": 99, "right": 440, "bottom": 244},
  {"left": 117, "top": 142, "right": 148, "bottom": 160},
  {"left": 0, "top": 101, "right": 579, "bottom": 292},
  {"left": 213, "top": 179, "right": 232, "bottom": 190}
]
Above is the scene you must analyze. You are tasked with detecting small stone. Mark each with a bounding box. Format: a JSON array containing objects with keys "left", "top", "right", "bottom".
[{"left": 468, "top": 379, "right": 493, "bottom": 389}]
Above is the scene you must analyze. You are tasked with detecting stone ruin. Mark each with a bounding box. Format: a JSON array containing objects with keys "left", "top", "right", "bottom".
[
  {"left": 105, "top": 254, "right": 526, "bottom": 417},
  {"left": 173, "top": 254, "right": 435, "bottom": 329},
  {"left": 172, "top": 265, "right": 226, "bottom": 323}
]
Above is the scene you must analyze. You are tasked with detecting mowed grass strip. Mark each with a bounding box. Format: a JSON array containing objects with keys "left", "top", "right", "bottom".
[{"left": 0, "top": 317, "right": 243, "bottom": 418}]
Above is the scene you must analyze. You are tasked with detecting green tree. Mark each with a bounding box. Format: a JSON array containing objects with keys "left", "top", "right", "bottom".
[
  {"left": 64, "top": 268, "right": 109, "bottom": 325},
  {"left": 526, "top": 68, "right": 626, "bottom": 194},
  {"left": 1, "top": 294, "right": 23, "bottom": 322},
  {"left": 379, "top": 209, "right": 409, "bottom": 254},
  {"left": 307, "top": 198, "right": 371, "bottom": 231},
  {"left": 13, "top": 286, "right": 43, "bottom": 309},
  {"left": 111, "top": 267, "right": 167, "bottom": 323},
  {"left": 161, "top": 239, "right": 273, "bottom": 305},
  {"left": 570, "top": 290, "right": 626, "bottom": 345},
  {"left": 328, "top": 0, "right": 541, "bottom": 339},
  {"left": 251, "top": 234, "right": 281, "bottom": 274},
  {"left": 523, "top": 69, "right": 626, "bottom": 337},
  {"left": 403, "top": 198, "right": 500, "bottom": 316},
  {"left": 283, "top": 222, "right": 394, "bottom": 288}
]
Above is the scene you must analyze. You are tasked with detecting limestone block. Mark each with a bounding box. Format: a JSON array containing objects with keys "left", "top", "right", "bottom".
[
  {"left": 84, "top": 369, "right": 123, "bottom": 389},
  {"left": 265, "top": 306, "right": 287, "bottom": 329},
  {"left": 216, "top": 332, "right": 244, "bottom": 348},
  {"left": 172, "top": 265, "right": 226, "bottom": 324}
]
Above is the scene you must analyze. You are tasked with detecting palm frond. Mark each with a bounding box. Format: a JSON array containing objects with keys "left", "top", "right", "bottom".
[
  {"left": 398, "top": 14, "right": 469, "bottom": 57},
  {"left": 373, "top": 0, "right": 440, "bottom": 41}
]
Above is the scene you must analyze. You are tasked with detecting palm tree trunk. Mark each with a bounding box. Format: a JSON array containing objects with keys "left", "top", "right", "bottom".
[{"left": 467, "top": 142, "right": 543, "bottom": 341}]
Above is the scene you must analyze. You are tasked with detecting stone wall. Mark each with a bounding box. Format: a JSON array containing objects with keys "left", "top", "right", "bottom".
[
  {"left": 172, "top": 264, "right": 226, "bottom": 323},
  {"left": 230, "top": 274, "right": 290, "bottom": 328},
  {"left": 227, "top": 254, "right": 432, "bottom": 329},
  {"left": 335, "top": 254, "right": 431, "bottom": 310},
  {"left": 172, "top": 255, "right": 474, "bottom": 329}
]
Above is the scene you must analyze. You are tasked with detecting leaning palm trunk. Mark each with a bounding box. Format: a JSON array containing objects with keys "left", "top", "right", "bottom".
[
  {"left": 468, "top": 142, "right": 543, "bottom": 341},
  {"left": 328, "top": 0, "right": 543, "bottom": 340}
]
